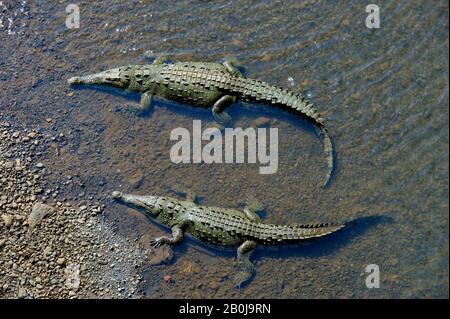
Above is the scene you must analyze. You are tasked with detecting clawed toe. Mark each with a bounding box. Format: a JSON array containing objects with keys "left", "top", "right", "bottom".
[
  {"left": 150, "top": 239, "right": 162, "bottom": 248},
  {"left": 212, "top": 111, "right": 232, "bottom": 128}
]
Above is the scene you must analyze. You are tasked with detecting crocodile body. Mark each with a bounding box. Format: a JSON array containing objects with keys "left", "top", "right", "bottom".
[
  {"left": 69, "top": 60, "right": 335, "bottom": 187},
  {"left": 112, "top": 191, "right": 344, "bottom": 287}
]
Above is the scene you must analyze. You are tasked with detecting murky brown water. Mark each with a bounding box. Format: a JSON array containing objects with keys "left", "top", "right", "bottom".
[{"left": 0, "top": 0, "right": 448, "bottom": 298}]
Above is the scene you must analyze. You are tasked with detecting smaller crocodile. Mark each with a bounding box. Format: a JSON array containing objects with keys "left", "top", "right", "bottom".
[
  {"left": 69, "top": 59, "right": 335, "bottom": 187},
  {"left": 112, "top": 191, "right": 345, "bottom": 287}
]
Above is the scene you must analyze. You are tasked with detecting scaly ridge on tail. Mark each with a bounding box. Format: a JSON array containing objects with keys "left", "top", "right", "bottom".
[{"left": 233, "top": 77, "right": 334, "bottom": 187}]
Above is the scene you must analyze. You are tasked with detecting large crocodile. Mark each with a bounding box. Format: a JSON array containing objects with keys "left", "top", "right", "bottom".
[
  {"left": 68, "top": 60, "right": 335, "bottom": 187},
  {"left": 111, "top": 191, "right": 345, "bottom": 287}
]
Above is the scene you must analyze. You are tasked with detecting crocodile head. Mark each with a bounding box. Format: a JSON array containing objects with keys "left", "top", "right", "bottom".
[
  {"left": 112, "top": 191, "right": 160, "bottom": 217},
  {"left": 68, "top": 67, "right": 128, "bottom": 89}
]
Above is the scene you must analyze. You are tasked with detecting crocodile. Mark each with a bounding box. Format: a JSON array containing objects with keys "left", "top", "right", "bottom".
[
  {"left": 68, "top": 59, "right": 335, "bottom": 187},
  {"left": 111, "top": 191, "right": 345, "bottom": 287}
]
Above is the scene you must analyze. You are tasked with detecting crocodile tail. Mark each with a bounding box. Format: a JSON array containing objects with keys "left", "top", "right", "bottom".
[
  {"left": 317, "top": 124, "right": 334, "bottom": 187},
  {"left": 260, "top": 222, "right": 345, "bottom": 243},
  {"left": 233, "top": 78, "right": 334, "bottom": 187},
  {"left": 292, "top": 222, "right": 344, "bottom": 240}
]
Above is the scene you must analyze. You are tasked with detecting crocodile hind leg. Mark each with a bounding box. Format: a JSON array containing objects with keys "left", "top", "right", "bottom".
[
  {"left": 150, "top": 225, "right": 184, "bottom": 248},
  {"left": 212, "top": 95, "right": 235, "bottom": 127},
  {"left": 211, "top": 60, "right": 243, "bottom": 126},
  {"left": 234, "top": 240, "right": 257, "bottom": 288}
]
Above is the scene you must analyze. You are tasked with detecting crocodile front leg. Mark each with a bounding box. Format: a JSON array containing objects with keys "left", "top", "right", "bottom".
[
  {"left": 243, "top": 207, "right": 261, "bottom": 223},
  {"left": 151, "top": 225, "right": 184, "bottom": 248},
  {"left": 212, "top": 95, "right": 235, "bottom": 126},
  {"left": 223, "top": 61, "right": 244, "bottom": 77},
  {"left": 234, "top": 240, "right": 257, "bottom": 288}
]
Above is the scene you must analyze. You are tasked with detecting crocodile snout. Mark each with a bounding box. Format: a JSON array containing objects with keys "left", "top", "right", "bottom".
[
  {"left": 67, "top": 76, "right": 81, "bottom": 85},
  {"left": 111, "top": 191, "right": 123, "bottom": 199}
]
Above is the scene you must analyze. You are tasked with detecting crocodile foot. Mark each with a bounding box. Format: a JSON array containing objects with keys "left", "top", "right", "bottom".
[
  {"left": 245, "top": 194, "right": 264, "bottom": 213},
  {"left": 150, "top": 225, "right": 185, "bottom": 248},
  {"left": 212, "top": 110, "right": 232, "bottom": 128},
  {"left": 212, "top": 95, "right": 235, "bottom": 127},
  {"left": 234, "top": 240, "right": 257, "bottom": 288},
  {"left": 233, "top": 270, "right": 254, "bottom": 289},
  {"left": 150, "top": 237, "right": 165, "bottom": 248}
]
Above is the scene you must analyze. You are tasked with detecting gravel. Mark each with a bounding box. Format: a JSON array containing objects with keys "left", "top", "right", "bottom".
[{"left": 0, "top": 114, "right": 147, "bottom": 299}]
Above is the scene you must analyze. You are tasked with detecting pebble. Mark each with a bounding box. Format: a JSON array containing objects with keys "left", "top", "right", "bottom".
[
  {"left": 18, "top": 287, "right": 27, "bottom": 299},
  {"left": 261, "top": 54, "right": 273, "bottom": 62},
  {"left": 43, "top": 246, "right": 52, "bottom": 257},
  {"left": 2, "top": 213, "right": 14, "bottom": 227},
  {"left": 28, "top": 202, "right": 54, "bottom": 228},
  {"left": 341, "top": 18, "right": 350, "bottom": 27},
  {"left": 4, "top": 161, "right": 13, "bottom": 169},
  {"left": 64, "top": 263, "right": 81, "bottom": 289},
  {"left": 253, "top": 117, "right": 271, "bottom": 127},
  {"left": 0, "top": 121, "right": 145, "bottom": 299}
]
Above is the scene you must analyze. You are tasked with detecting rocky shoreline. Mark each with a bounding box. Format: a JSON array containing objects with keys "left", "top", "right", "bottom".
[{"left": 0, "top": 114, "right": 147, "bottom": 299}]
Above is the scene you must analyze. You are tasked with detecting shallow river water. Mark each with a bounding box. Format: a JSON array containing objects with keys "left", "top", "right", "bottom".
[{"left": 0, "top": 0, "right": 448, "bottom": 298}]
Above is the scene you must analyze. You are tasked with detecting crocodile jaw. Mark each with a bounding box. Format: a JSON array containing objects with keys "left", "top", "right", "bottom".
[
  {"left": 68, "top": 68, "right": 126, "bottom": 88},
  {"left": 112, "top": 191, "right": 159, "bottom": 217}
]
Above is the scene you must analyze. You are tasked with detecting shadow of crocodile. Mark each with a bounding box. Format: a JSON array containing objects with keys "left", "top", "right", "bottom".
[
  {"left": 256, "top": 215, "right": 393, "bottom": 259},
  {"left": 71, "top": 83, "right": 320, "bottom": 137}
]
